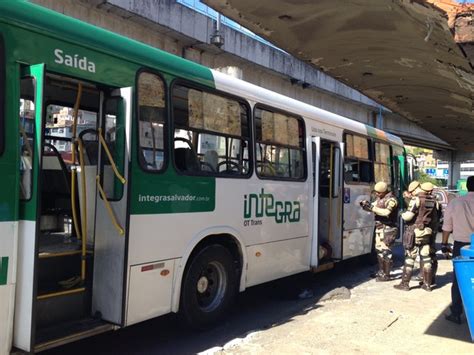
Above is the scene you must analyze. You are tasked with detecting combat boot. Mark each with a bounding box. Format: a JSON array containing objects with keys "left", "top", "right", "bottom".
[
  {"left": 375, "top": 255, "right": 384, "bottom": 278},
  {"left": 418, "top": 258, "right": 437, "bottom": 286},
  {"left": 375, "top": 255, "right": 383, "bottom": 277},
  {"left": 376, "top": 258, "right": 391, "bottom": 282},
  {"left": 394, "top": 266, "right": 412, "bottom": 291},
  {"left": 431, "top": 259, "right": 438, "bottom": 286},
  {"left": 421, "top": 268, "right": 433, "bottom": 292}
]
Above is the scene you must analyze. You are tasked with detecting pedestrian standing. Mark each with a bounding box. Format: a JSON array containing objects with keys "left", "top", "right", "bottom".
[
  {"left": 442, "top": 175, "right": 474, "bottom": 324},
  {"left": 360, "top": 181, "right": 399, "bottom": 282},
  {"left": 394, "top": 182, "right": 438, "bottom": 291}
]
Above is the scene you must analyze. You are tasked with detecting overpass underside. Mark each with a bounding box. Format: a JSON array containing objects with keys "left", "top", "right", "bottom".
[{"left": 204, "top": 0, "right": 474, "bottom": 151}]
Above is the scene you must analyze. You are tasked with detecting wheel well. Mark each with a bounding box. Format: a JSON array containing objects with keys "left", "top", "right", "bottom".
[{"left": 186, "top": 234, "right": 243, "bottom": 277}]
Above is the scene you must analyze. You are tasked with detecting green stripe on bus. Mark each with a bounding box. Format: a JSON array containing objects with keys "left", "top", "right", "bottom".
[
  {"left": 366, "top": 125, "right": 386, "bottom": 140},
  {"left": 0, "top": 257, "right": 8, "bottom": 285}
]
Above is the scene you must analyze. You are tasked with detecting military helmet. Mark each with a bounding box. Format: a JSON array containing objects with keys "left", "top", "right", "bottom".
[
  {"left": 420, "top": 182, "right": 434, "bottom": 192},
  {"left": 374, "top": 181, "right": 388, "bottom": 193},
  {"left": 408, "top": 180, "right": 420, "bottom": 193}
]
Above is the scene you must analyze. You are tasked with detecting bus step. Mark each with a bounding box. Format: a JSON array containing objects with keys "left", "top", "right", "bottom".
[
  {"left": 38, "top": 234, "right": 83, "bottom": 257},
  {"left": 36, "top": 284, "right": 90, "bottom": 328},
  {"left": 38, "top": 250, "right": 82, "bottom": 259},
  {"left": 35, "top": 318, "right": 115, "bottom": 352},
  {"left": 37, "top": 286, "right": 86, "bottom": 300}
]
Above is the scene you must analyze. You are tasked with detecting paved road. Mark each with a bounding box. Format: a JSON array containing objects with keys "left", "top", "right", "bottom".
[{"left": 44, "top": 243, "right": 473, "bottom": 354}]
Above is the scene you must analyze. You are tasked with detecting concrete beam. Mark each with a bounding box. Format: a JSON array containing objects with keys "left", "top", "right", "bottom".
[{"left": 33, "top": 0, "right": 451, "bottom": 150}]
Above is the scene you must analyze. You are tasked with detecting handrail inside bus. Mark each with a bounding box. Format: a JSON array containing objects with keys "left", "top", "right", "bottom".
[
  {"left": 94, "top": 124, "right": 126, "bottom": 236},
  {"left": 77, "top": 137, "right": 88, "bottom": 280},
  {"left": 97, "top": 127, "right": 126, "bottom": 184},
  {"left": 96, "top": 175, "right": 125, "bottom": 236},
  {"left": 69, "top": 83, "right": 89, "bottom": 282},
  {"left": 70, "top": 83, "right": 83, "bottom": 242}
]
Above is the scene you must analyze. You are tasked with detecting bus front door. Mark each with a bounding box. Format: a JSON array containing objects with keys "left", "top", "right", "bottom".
[{"left": 310, "top": 137, "right": 343, "bottom": 268}]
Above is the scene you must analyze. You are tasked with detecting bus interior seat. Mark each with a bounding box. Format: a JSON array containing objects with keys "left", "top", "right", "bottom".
[{"left": 174, "top": 147, "right": 200, "bottom": 172}]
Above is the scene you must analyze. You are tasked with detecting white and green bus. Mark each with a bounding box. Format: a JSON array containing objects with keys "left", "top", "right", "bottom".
[{"left": 0, "top": 1, "right": 408, "bottom": 353}]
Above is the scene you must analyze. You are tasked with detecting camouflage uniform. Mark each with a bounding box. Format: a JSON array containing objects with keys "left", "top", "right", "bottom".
[
  {"left": 361, "top": 182, "right": 399, "bottom": 282},
  {"left": 395, "top": 183, "right": 439, "bottom": 291},
  {"left": 417, "top": 187, "right": 441, "bottom": 285}
]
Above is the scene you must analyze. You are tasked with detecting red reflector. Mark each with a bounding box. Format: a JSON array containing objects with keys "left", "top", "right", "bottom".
[{"left": 141, "top": 265, "right": 154, "bottom": 272}]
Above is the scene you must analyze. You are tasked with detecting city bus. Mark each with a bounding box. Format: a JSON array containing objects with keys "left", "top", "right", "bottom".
[{"left": 0, "top": 1, "right": 407, "bottom": 352}]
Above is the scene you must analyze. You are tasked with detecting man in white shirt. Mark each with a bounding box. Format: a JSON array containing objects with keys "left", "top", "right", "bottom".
[{"left": 442, "top": 176, "right": 474, "bottom": 324}]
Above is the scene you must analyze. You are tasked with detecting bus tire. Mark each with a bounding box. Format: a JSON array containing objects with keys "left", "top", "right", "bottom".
[{"left": 180, "top": 244, "right": 237, "bottom": 328}]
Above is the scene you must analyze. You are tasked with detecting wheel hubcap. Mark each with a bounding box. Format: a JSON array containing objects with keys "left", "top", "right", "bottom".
[
  {"left": 196, "top": 261, "right": 227, "bottom": 312},
  {"left": 197, "top": 276, "right": 209, "bottom": 294}
]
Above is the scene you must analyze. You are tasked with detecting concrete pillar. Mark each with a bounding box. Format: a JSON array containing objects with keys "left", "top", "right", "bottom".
[{"left": 449, "top": 154, "right": 462, "bottom": 189}]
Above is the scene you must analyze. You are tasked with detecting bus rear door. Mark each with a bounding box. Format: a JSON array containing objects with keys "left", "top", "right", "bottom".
[{"left": 310, "top": 137, "right": 343, "bottom": 269}]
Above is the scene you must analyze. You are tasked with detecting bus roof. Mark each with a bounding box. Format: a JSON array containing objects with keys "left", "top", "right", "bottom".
[
  {"left": 212, "top": 70, "right": 404, "bottom": 147},
  {"left": 0, "top": 0, "right": 215, "bottom": 88}
]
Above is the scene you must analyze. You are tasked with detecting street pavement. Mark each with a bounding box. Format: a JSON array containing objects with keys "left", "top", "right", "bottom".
[{"left": 44, "top": 241, "right": 473, "bottom": 354}]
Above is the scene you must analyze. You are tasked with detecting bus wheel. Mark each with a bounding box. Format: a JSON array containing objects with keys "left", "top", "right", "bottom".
[{"left": 180, "top": 245, "right": 237, "bottom": 328}]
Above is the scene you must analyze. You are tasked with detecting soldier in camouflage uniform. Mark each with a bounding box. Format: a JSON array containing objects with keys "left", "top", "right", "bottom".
[
  {"left": 360, "top": 182, "right": 399, "bottom": 282},
  {"left": 394, "top": 182, "right": 439, "bottom": 292},
  {"left": 413, "top": 182, "right": 440, "bottom": 286}
]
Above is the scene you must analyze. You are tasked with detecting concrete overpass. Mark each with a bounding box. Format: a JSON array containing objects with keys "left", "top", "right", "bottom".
[
  {"left": 203, "top": 0, "right": 474, "bottom": 152},
  {"left": 33, "top": 0, "right": 471, "bottom": 183}
]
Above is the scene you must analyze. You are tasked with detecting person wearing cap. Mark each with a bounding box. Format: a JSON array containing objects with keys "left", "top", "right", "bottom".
[
  {"left": 360, "top": 181, "right": 399, "bottom": 282},
  {"left": 403, "top": 180, "right": 420, "bottom": 208},
  {"left": 442, "top": 175, "right": 474, "bottom": 324},
  {"left": 394, "top": 181, "right": 439, "bottom": 292}
]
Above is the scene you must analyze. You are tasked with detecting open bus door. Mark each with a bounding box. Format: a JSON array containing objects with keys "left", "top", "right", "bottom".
[
  {"left": 14, "top": 66, "right": 131, "bottom": 351},
  {"left": 310, "top": 136, "right": 343, "bottom": 270},
  {"left": 92, "top": 88, "right": 131, "bottom": 325},
  {"left": 15, "top": 64, "right": 45, "bottom": 352}
]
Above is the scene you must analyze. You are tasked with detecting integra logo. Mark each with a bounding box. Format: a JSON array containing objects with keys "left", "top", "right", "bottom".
[
  {"left": 54, "top": 49, "right": 96, "bottom": 73},
  {"left": 244, "top": 189, "right": 300, "bottom": 224}
]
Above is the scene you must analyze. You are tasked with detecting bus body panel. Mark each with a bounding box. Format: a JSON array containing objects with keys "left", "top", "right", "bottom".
[
  {"left": 0, "top": 222, "right": 17, "bottom": 355},
  {"left": 13, "top": 220, "right": 35, "bottom": 352},
  {"left": 245, "top": 237, "right": 310, "bottom": 287},
  {"left": 125, "top": 258, "right": 176, "bottom": 326}
]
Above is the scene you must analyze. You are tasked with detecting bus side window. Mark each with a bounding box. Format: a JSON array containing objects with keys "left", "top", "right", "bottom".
[
  {"left": 374, "top": 141, "right": 392, "bottom": 185},
  {"left": 254, "top": 107, "right": 306, "bottom": 180},
  {"left": 171, "top": 85, "right": 251, "bottom": 177},
  {"left": 137, "top": 71, "right": 166, "bottom": 172},
  {"left": 344, "top": 133, "right": 373, "bottom": 184},
  {"left": 19, "top": 78, "right": 35, "bottom": 200}
]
